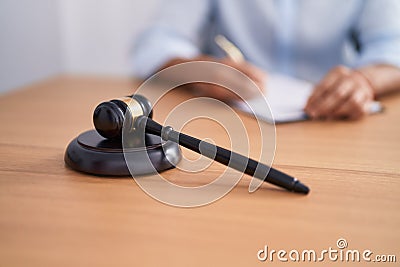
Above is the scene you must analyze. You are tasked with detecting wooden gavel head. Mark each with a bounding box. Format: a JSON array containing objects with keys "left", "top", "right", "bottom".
[{"left": 93, "top": 94, "right": 153, "bottom": 140}]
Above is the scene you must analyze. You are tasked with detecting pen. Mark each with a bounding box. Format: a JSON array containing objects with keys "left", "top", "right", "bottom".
[
  {"left": 139, "top": 116, "right": 310, "bottom": 194},
  {"left": 215, "top": 34, "right": 245, "bottom": 63}
]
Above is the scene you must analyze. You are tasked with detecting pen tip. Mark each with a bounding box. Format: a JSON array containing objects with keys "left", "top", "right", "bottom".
[{"left": 293, "top": 181, "right": 310, "bottom": 194}]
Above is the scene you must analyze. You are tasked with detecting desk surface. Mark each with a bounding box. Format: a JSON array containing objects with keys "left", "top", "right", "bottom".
[{"left": 0, "top": 77, "right": 399, "bottom": 266}]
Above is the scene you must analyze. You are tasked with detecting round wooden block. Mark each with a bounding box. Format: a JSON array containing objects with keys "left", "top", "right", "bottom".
[{"left": 64, "top": 130, "right": 181, "bottom": 176}]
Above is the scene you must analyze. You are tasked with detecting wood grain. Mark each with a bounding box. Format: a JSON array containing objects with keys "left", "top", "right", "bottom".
[{"left": 0, "top": 76, "right": 399, "bottom": 266}]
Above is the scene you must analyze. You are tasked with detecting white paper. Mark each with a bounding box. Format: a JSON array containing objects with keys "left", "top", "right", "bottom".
[
  {"left": 235, "top": 73, "right": 382, "bottom": 124},
  {"left": 234, "top": 74, "right": 312, "bottom": 123}
]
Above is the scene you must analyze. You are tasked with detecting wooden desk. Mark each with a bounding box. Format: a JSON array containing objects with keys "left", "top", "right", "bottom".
[{"left": 0, "top": 77, "right": 399, "bottom": 266}]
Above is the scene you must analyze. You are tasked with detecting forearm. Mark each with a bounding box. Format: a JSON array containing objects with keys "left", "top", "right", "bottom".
[{"left": 357, "top": 64, "right": 400, "bottom": 97}]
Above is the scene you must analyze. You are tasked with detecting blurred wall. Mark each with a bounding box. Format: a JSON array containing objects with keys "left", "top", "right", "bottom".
[
  {"left": 59, "top": 0, "right": 161, "bottom": 76},
  {"left": 0, "top": 0, "right": 63, "bottom": 93},
  {"left": 0, "top": 0, "right": 161, "bottom": 93}
]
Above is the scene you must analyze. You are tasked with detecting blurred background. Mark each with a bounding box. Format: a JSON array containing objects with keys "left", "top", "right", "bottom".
[{"left": 0, "top": 0, "right": 162, "bottom": 93}]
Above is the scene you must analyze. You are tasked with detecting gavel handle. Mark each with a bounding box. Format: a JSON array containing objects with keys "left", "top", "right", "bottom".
[{"left": 137, "top": 116, "right": 309, "bottom": 194}]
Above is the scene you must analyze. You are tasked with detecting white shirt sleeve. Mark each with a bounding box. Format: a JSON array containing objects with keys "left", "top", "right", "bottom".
[
  {"left": 131, "top": 0, "right": 212, "bottom": 78},
  {"left": 353, "top": 0, "right": 400, "bottom": 68}
]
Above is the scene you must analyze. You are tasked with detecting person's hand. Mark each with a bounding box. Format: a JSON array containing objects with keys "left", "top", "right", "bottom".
[
  {"left": 160, "top": 56, "right": 266, "bottom": 102},
  {"left": 192, "top": 57, "right": 266, "bottom": 102},
  {"left": 305, "top": 66, "right": 374, "bottom": 120}
]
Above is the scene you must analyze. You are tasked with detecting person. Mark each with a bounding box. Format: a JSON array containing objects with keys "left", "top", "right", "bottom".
[{"left": 132, "top": 0, "right": 400, "bottom": 120}]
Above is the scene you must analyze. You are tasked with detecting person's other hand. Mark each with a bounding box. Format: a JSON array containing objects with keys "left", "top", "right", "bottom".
[
  {"left": 160, "top": 56, "right": 266, "bottom": 102},
  {"left": 305, "top": 66, "right": 374, "bottom": 120}
]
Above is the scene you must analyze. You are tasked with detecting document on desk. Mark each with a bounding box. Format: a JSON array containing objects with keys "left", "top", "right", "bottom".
[{"left": 234, "top": 73, "right": 383, "bottom": 124}]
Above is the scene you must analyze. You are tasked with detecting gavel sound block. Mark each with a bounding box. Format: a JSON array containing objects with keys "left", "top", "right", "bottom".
[{"left": 64, "top": 95, "right": 181, "bottom": 176}]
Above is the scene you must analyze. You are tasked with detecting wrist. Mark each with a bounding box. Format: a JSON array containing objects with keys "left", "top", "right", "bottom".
[
  {"left": 353, "top": 64, "right": 400, "bottom": 97},
  {"left": 353, "top": 69, "right": 376, "bottom": 98}
]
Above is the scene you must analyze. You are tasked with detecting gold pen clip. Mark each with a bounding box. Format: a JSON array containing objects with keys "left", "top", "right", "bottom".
[{"left": 214, "top": 34, "right": 245, "bottom": 63}]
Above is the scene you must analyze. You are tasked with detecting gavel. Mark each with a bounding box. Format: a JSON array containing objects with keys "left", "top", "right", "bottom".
[{"left": 93, "top": 95, "right": 309, "bottom": 194}]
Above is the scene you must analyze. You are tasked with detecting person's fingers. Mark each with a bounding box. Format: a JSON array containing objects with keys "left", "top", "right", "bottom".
[
  {"left": 305, "top": 77, "right": 344, "bottom": 118},
  {"left": 218, "top": 58, "right": 266, "bottom": 98},
  {"left": 305, "top": 66, "right": 376, "bottom": 120},
  {"left": 193, "top": 83, "right": 241, "bottom": 102},
  {"left": 308, "top": 78, "right": 354, "bottom": 118},
  {"left": 173, "top": 57, "right": 266, "bottom": 102},
  {"left": 241, "top": 65, "right": 267, "bottom": 96},
  {"left": 221, "top": 58, "right": 266, "bottom": 83},
  {"left": 232, "top": 61, "right": 266, "bottom": 91},
  {"left": 244, "top": 62, "right": 267, "bottom": 84},
  {"left": 331, "top": 89, "right": 369, "bottom": 120},
  {"left": 329, "top": 98, "right": 353, "bottom": 120},
  {"left": 330, "top": 75, "right": 374, "bottom": 120},
  {"left": 348, "top": 91, "right": 371, "bottom": 120},
  {"left": 306, "top": 66, "right": 351, "bottom": 108}
]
